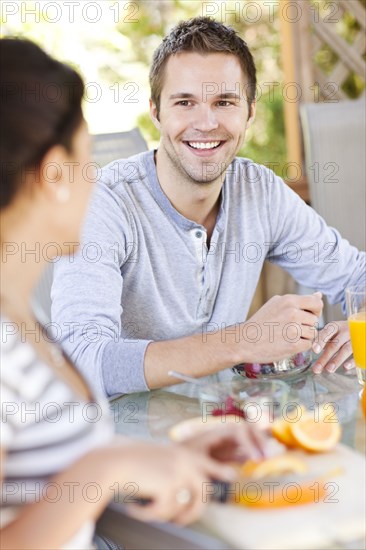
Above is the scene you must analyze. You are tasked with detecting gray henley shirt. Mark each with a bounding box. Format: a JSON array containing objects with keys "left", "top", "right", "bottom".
[{"left": 51, "top": 151, "right": 366, "bottom": 396}]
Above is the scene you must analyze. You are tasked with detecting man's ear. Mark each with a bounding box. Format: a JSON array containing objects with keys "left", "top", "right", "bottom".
[
  {"left": 246, "top": 99, "right": 256, "bottom": 129},
  {"left": 149, "top": 99, "right": 161, "bottom": 130}
]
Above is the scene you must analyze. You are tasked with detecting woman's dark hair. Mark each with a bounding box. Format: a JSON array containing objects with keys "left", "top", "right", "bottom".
[{"left": 0, "top": 38, "right": 84, "bottom": 208}]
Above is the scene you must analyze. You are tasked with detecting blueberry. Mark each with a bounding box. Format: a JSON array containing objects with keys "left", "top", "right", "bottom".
[{"left": 261, "top": 365, "right": 272, "bottom": 375}]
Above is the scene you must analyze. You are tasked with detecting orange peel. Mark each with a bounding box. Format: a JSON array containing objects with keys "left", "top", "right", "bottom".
[
  {"left": 234, "top": 480, "right": 327, "bottom": 508},
  {"left": 241, "top": 453, "right": 308, "bottom": 480}
]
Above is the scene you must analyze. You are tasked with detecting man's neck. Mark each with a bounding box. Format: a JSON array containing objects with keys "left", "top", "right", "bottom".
[{"left": 154, "top": 148, "right": 224, "bottom": 238}]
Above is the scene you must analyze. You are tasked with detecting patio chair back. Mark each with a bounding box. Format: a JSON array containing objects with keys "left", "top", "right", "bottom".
[
  {"left": 300, "top": 98, "right": 366, "bottom": 321},
  {"left": 92, "top": 127, "right": 148, "bottom": 168},
  {"left": 32, "top": 128, "right": 148, "bottom": 324}
]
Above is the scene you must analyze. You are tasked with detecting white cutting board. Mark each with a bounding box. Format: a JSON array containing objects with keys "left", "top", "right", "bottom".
[{"left": 199, "top": 444, "right": 366, "bottom": 550}]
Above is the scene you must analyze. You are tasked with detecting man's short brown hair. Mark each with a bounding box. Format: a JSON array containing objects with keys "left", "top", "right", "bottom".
[{"left": 149, "top": 16, "right": 257, "bottom": 117}]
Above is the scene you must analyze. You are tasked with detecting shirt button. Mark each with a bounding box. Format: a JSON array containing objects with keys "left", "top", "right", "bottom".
[{"left": 195, "top": 231, "right": 203, "bottom": 239}]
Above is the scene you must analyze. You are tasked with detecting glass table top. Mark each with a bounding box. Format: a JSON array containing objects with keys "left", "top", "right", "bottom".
[
  {"left": 110, "top": 368, "right": 365, "bottom": 454},
  {"left": 109, "top": 367, "right": 365, "bottom": 550}
]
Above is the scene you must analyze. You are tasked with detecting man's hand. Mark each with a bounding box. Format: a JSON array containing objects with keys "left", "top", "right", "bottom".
[
  {"left": 145, "top": 293, "right": 324, "bottom": 390},
  {"left": 312, "top": 320, "right": 354, "bottom": 374},
  {"left": 242, "top": 292, "right": 323, "bottom": 364}
]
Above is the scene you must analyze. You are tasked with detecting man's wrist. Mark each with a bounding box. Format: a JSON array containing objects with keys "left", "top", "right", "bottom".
[{"left": 209, "top": 323, "right": 255, "bottom": 368}]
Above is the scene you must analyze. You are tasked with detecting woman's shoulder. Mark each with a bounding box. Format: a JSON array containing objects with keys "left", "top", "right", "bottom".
[
  {"left": 1, "top": 316, "right": 37, "bottom": 375},
  {"left": 0, "top": 316, "right": 57, "bottom": 400}
]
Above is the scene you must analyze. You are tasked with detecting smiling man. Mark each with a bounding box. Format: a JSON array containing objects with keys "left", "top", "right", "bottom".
[
  {"left": 52, "top": 17, "right": 365, "bottom": 396},
  {"left": 150, "top": 50, "right": 254, "bottom": 247}
]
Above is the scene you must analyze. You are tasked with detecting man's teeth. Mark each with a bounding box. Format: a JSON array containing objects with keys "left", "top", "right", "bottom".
[{"left": 188, "top": 141, "right": 221, "bottom": 150}]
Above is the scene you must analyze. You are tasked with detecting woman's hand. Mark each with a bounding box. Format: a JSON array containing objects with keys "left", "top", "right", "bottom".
[
  {"left": 312, "top": 320, "right": 354, "bottom": 373},
  {"left": 108, "top": 439, "right": 236, "bottom": 525},
  {"left": 180, "top": 421, "right": 269, "bottom": 463}
]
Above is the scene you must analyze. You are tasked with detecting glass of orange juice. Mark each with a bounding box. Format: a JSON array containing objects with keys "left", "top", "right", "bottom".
[{"left": 346, "top": 285, "right": 366, "bottom": 385}]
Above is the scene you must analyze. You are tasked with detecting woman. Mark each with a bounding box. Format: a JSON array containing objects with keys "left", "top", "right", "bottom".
[{"left": 0, "top": 38, "right": 266, "bottom": 549}]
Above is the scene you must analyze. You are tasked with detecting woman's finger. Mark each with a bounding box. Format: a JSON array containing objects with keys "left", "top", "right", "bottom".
[
  {"left": 312, "top": 323, "right": 350, "bottom": 373},
  {"left": 324, "top": 342, "right": 354, "bottom": 373},
  {"left": 172, "top": 483, "right": 205, "bottom": 525},
  {"left": 312, "top": 321, "right": 349, "bottom": 354},
  {"left": 244, "top": 423, "right": 269, "bottom": 459}
]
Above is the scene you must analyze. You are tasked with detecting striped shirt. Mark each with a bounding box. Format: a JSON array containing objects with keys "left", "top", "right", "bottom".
[{"left": 0, "top": 317, "right": 114, "bottom": 549}]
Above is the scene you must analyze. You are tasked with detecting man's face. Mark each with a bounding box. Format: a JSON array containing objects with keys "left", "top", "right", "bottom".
[{"left": 150, "top": 51, "right": 255, "bottom": 185}]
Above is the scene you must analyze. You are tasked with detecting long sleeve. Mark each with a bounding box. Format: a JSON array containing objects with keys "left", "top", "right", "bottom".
[
  {"left": 51, "top": 180, "right": 151, "bottom": 397},
  {"left": 265, "top": 170, "right": 366, "bottom": 312}
]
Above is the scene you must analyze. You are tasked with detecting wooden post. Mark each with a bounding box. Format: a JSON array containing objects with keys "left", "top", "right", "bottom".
[{"left": 279, "top": 0, "right": 303, "bottom": 180}]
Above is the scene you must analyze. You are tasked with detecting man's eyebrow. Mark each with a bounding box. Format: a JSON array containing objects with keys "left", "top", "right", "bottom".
[
  {"left": 217, "top": 92, "right": 242, "bottom": 100},
  {"left": 168, "top": 93, "right": 196, "bottom": 100},
  {"left": 168, "top": 92, "right": 243, "bottom": 101}
]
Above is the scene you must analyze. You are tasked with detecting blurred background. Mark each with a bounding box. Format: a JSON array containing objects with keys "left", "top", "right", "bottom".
[
  {"left": 2, "top": 0, "right": 365, "bottom": 319},
  {"left": 2, "top": 0, "right": 364, "bottom": 171}
]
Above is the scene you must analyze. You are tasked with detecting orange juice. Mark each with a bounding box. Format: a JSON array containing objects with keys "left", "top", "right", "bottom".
[{"left": 348, "top": 311, "right": 366, "bottom": 369}]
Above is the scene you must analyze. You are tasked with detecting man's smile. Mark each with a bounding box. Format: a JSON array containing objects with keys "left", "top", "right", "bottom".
[{"left": 183, "top": 140, "right": 226, "bottom": 155}]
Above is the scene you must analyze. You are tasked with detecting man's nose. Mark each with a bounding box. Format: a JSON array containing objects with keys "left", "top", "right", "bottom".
[{"left": 192, "top": 104, "right": 219, "bottom": 132}]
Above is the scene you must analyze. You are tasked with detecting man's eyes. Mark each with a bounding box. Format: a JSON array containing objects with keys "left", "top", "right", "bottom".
[
  {"left": 174, "top": 100, "right": 235, "bottom": 107},
  {"left": 175, "top": 100, "right": 192, "bottom": 106},
  {"left": 217, "top": 100, "right": 234, "bottom": 107}
]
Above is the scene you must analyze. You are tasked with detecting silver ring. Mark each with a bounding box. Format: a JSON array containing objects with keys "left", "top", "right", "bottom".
[{"left": 175, "top": 488, "right": 192, "bottom": 505}]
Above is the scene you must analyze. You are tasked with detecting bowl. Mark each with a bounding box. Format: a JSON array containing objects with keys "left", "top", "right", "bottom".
[
  {"left": 199, "top": 378, "right": 290, "bottom": 427},
  {"left": 232, "top": 350, "right": 313, "bottom": 380}
]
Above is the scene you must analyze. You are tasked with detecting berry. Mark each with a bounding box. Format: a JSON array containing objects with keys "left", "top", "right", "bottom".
[
  {"left": 261, "top": 364, "right": 272, "bottom": 375},
  {"left": 243, "top": 363, "right": 262, "bottom": 378},
  {"left": 294, "top": 353, "right": 306, "bottom": 367},
  {"left": 211, "top": 395, "right": 246, "bottom": 419}
]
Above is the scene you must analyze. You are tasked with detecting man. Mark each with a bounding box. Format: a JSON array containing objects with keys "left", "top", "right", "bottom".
[{"left": 52, "top": 17, "right": 365, "bottom": 396}]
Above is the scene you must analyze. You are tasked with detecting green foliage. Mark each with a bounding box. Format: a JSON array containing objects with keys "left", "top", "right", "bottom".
[
  {"left": 310, "top": 0, "right": 365, "bottom": 98},
  {"left": 3, "top": 0, "right": 364, "bottom": 166},
  {"left": 136, "top": 111, "right": 160, "bottom": 147},
  {"left": 119, "top": 0, "right": 286, "bottom": 174},
  {"left": 241, "top": 89, "right": 286, "bottom": 174}
]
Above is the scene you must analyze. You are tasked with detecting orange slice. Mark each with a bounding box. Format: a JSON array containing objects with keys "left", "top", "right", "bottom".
[
  {"left": 290, "top": 413, "right": 341, "bottom": 452},
  {"left": 272, "top": 418, "right": 297, "bottom": 447},
  {"left": 234, "top": 480, "right": 327, "bottom": 508},
  {"left": 271, "top": 405, "right": 341, "bottom": 452},
  {"left": 240, "top": 453, "right": 308, "bottom": 480},
  {"left": 271, "top": 405, "right": 307, "bottom": 447}
]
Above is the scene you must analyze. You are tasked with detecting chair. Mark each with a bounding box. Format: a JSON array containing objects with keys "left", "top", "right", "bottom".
[
  {"left": 32, "top": 128, "right": 148, "bottom": 323},
  {"left": 300, "top": 98, "right": 366, "bottom": 322},
  {"left": 95, "top": 502, "right": 232, "bottom": 550},
  {"left": 92, "top": 128, "right": 148, "bottom": 168}
]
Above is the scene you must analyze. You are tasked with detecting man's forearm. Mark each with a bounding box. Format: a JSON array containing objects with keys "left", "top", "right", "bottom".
[
  {"left": 144, "top": 293, "right": 324, "bottom": 389},
  {"left": 144, "top": 327, "right": 243, "bottom": 389}
]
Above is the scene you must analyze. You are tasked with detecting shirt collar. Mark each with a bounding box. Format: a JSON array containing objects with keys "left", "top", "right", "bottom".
[{"left": 143, "top": 150, "right": 227, "bottom": 233}]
